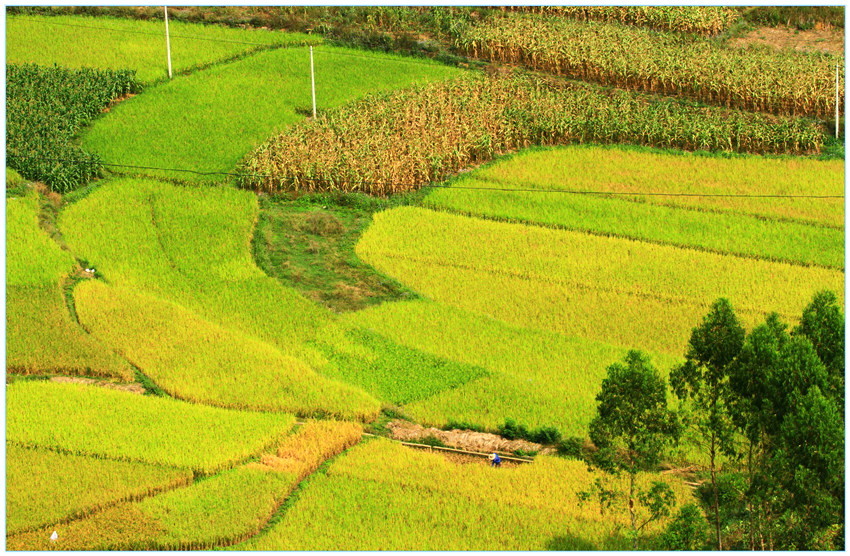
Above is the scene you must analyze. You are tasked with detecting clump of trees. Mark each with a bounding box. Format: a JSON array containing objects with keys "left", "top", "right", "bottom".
[{"left": 577, "top": 290, "right": 844, "bottom": 550}]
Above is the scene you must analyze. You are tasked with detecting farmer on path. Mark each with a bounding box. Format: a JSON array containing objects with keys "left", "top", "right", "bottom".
[{"left": 489, "top": 452, "right": 501, "bottom": 467}]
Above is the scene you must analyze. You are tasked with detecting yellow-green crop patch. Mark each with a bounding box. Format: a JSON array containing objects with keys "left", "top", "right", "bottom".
[
  {"left": 75, "top": 280, "right": 380, "bottom": 420},
  {"left": 6, "top": 14, "right": 317, "bottom": 84},
  {"left": 82, "top": 46, "right": 461, "bottom": 180},
  {"left": 8, "top": 421, "right": 363, "bottom": 551},
  {"left": 239, "top": 438, "right": 695, "bottom": 550},
  {"left": 342, "top": 300, "right": 679, "bottom": 436},
  {"left": 6, "top": 191, "right": 133, "bottom": 379},
  {"left": 6, "top": 444, "right": 192, "bottom": 536},
  {"left": 7, "top": 381, "right": 296, "bottom": 474},
  {"left": 60, "top": 178, "right": 331, "bottom": 359},
  {"left": 356, "top": 207, "right": 843, "bottom": 356}
]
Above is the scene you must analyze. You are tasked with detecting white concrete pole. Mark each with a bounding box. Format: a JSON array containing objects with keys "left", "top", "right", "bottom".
[
  {"left": 310, "top": 46, "right": 317, "bottom": 119},
  {"left": 164, "top": 6, "right": 173, "bottom": 80}
]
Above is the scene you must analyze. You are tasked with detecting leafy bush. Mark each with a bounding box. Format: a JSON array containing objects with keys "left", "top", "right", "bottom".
[
  {"left": 6, "top": 64, "right": 140, "bottom": 192},
  {"left": 656, "top": 503, "right": 710, "bottom": 550},
  {"left": 498, "top": 419, "right": 562, "bottom": 444}
]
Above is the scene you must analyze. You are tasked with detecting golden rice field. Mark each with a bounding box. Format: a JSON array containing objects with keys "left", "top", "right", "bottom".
[
  {"left": 424, "top": 146, "right": 844, "bottom": 268},
  {"left": 356, "top": 207, "right": 843, "bottom": 356},
  {"left": 238, "top": 438, "right": 695, "bottom": 550},
  {"left": 6, "top": 190, "right": 133, "bottom": 379},
  {"left": 6, "top": 444, "right": 192, "bottom": 536},
  {"left": 342, "top": 300, "right": 679, "bottom": 436},
  {"left": 7, "top": 381, "right": 296, "bottom": 474},
  {"left": 8, "top": 421, "right": 363, "bottom": 551}
]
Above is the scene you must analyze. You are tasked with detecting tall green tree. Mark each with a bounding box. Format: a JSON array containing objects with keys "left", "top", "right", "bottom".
[
  {"left": 669, "top": 298, "right": 745, "bottom": 550},
  {"left": 793, "top": 290, "right": 844, "bottom": 404},
  {"left": 588, "top": 350, "right": 680, "bottom": 548}
]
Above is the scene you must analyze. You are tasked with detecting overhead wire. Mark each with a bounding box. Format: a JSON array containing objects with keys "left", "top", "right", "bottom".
[{"left": 8, "top": 154, "right": 844, "bottom": 199}]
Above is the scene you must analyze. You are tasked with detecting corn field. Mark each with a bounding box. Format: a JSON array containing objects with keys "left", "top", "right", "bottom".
[
  {"left": 496, "top": 6, "right": 741, "bottom": 35},
  {"left": 240, "top": 74, "right": 825, "bottom": 196},
  {"left": 457, "top": 15, "right": 844, "bottom": 119},
  {"left": 6, "top": 64, "right": 140, "bottom": 192}
]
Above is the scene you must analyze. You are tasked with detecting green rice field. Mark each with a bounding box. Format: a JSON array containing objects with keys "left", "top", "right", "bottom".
[
  {"left": 82, "top": 46, "right": 461, "bottom": 179},
  {"left": 6, "top": 14, "right": 317, "bottom": 83},
  {"left": 425, "top": 146, "right": 844, "bottom": 268},
  {"left": 6, "top": 190, "right": 133, "bottom": 379},
  {"left": 356, "top": 206, "right": 843, "bottom": 356}
]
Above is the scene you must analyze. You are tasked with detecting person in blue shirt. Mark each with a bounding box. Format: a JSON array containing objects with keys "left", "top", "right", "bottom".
[{"left": 489, "top": 452, "right": 501, "bottom": 467}]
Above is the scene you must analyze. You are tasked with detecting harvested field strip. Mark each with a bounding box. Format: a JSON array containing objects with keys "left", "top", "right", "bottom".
[
  {"left": 6, "top": 191, "right": 133, "bottom": 379},
  {"left": 458, "top": 14, "right": 843, "bottom": 118},
  {"left": 241, "top": 74, "right": 826, "bottom": 196},
  {"left": 8, "top": 422, "right": 363, "bottom": 551},
  {"left": 7, "top": 380, "right": 296, "bottom": 474},
  {"left": 239, "top": 439, "right": 694, "bottom": 550},
  {"left": 6, "top": 14, "right": 319, "bottom": 84},
  {"left": 356, "top": 207, "right": 843, "bottom": 355},
  {"left": 74, "top": 280, "right": 380, "bottom": 420},
  {"left": 6, "top": 444, "right": 192, "bottom": 536},
  {"left": 342, "top": 300, "right": 679, "bottom": 436},
  {"left": 82, "top": 46, "right": 460, "bottom": 180},
  {"left": 497, "top": 6, "right": 741, "bottom": 35},
  {"left": 434, "top": 146, "right": 845, "bottom": 227}
]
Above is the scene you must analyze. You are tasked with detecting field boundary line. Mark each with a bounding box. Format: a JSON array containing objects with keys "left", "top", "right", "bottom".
[
  {"left": 424, "top": 204, "right": 845, "bottom": 272},
  {"left": 362, "top": 432, "right": 534, "bottom": 463},
  {"left": 8, "top": 154, "right": 844, "bottom": 200}
]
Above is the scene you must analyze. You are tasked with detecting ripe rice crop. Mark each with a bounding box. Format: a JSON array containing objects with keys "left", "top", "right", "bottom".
[
  {"left": 6, "top": 191, "right": 133, "bottom": 379},
  {"left": 241, "top": 74, "right": 825, "bottom": 196},
  {"left": 7, "top": 14, "right": 319, "bottom": 84},
  {"left": 6, "top": 444, "right": 192, "bottom": 535},
  {"left": 458, "top": 15, "right": 843, "bottom": 119},
  {"left": 240, "top": 438, "right": 694, "bottom": 550},
  {"left": 424, "top": 146, "right": 844, "bottom": 269},
  {"left": 7, "top": 380, "right": 296, "bottom": 474},
  {"left": 6, "top": 64, "right": 139, "bottom": 191},
  {"left": 497, "top": 6, "right": 741, "bottom": 35},
  {"left": 75, "top": 280, "right": 380, "bottom": 420},
  {"left": 82, "top": 46, "right": 460, "bottom": 180},
  {"left": 356, "top": 207, "right": 844, "bottom": 356},
  {"left": 60, "top": 179, "right": 333, "bottom": 359},
  {"left": 8, "top": 421, "right": 362, "bottom": 551},
  {"left": 318, "top": 327, "right": 489, "bottom": 405},
  {"left": 342, "top": 300, "right": 680, "bottom": 437}
]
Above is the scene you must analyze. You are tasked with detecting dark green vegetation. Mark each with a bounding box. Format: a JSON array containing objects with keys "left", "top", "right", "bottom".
[
  {"left": 252, "top": 193, "right": 419, "bottom": 313},
  {"left": 741, "top": 6, "right": 845, "bottom": 30},
  {"left": 570, "top": 292, "right": 845, "bottom": 551},
  {"left": 6, "top": 64, "right": 140, "bottom": 192}
]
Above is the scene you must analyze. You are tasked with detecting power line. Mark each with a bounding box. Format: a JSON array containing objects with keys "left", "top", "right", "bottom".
[{"left": 8, "top": 154, "right": 844, "bottom": 199}]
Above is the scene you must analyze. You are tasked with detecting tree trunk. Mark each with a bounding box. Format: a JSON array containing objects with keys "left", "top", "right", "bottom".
[
  {"left": 747, "top": 441, "right": 755, "bottom": 551},
  {"left": 629, "top": 472, "right": 638, "bottom": 550},
  {"left": 710, "top": 432, "right": 723, "bottom": 550}
]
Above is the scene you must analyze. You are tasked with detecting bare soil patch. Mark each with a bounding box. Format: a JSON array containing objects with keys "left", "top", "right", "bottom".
[
  {"left": 50, "top": 376, "right": 145, "bottom": 395},
  {"left": 729, "top": 25, "right": 844, "bottom": 56},
  {"left": 388, "top": 420, "right": 554, "bottom": 455}
]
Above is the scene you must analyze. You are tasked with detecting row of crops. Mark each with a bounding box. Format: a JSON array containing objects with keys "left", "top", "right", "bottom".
[
  {"left": 241, "top": 73, "right": 826, "bottom": 195},
  {"left": 457, "top": 14, "right": 843, "bottom": 119},
  {"left": 6, "top": 64, "right": 139, "bottom": 192},
  {"left": 497, "top": 6, "right": 741, "bottom": 35}
]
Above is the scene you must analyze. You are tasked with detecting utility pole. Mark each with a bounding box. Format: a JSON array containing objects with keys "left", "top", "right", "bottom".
[
  {"left": 164, "top": 6, "right": 173, "bottom": 80},
  {"left": 836, "top": 63, "right": 840, "bottom": 139},
  {"left": 310, "top": 46, "right": 317, "bottom": 119}
]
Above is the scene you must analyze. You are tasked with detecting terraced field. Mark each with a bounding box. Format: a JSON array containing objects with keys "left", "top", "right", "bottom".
[{"left": 6, "top": 7, "right": 844, "bottom": 552}]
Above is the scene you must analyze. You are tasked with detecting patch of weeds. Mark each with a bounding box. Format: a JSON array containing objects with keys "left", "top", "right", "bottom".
[
  {"left": 513, "top": 448, "right": 538, "bottom": 458},
  {"left": 6, "top": 168, "right": 28, "bottom": 197},
  {"left": 134, "top": 367, "right": 167, "bottom": 397},
  {"left": 252, "top": 190, "right": 423, "bottom": 313}
]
